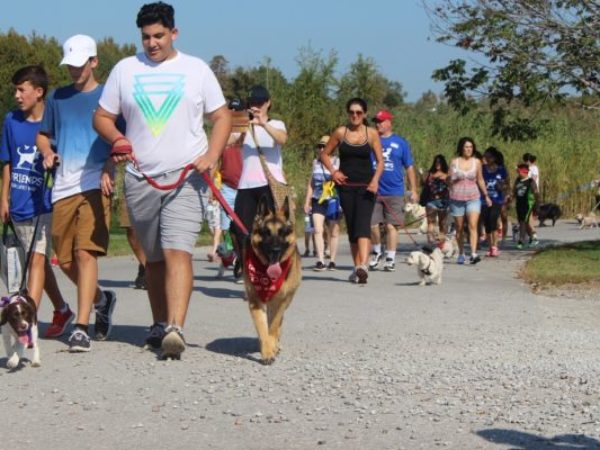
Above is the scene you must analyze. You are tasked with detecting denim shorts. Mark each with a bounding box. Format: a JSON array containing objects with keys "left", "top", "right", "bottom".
[
  {"left": 449, "top": 198, "right": 481, "bottom": 216},
  {"left": 426, "top": 198, "right": 448, "bottom": 211}
]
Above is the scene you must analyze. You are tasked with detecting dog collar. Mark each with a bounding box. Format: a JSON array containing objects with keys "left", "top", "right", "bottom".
[{"left": 245, "top": 247, "right": 293, "bottom": 303}]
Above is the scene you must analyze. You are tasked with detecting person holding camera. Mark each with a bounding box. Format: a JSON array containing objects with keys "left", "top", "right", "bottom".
[{"left": 230, "top": 85, "right": 288, "bottom": 263}]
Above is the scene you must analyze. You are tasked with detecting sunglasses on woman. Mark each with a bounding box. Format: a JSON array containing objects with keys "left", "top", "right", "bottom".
[{"left": 348, "top": 109, "right": 364, "bottom": 116}]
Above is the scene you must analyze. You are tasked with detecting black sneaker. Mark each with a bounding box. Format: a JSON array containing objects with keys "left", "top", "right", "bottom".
[
  {"left": 470, "top": 255, "right": 481, "bottom": 265},
  {"left": 68, "top": 328, "right": 91, "bottom": 352},
  {"left": 145, "top": 323, "right": 165, "bottom": 349},
  {"left": 383, "top": 258, "right": 396, "bottom": 272},
  {"left": 161, "top": 326, "right": 186, "bottom": 360},
  {"left": 327, "top": 261, "right": 336, "bottom": 271},
  {"left": 356, "top": 265, "right": 368, "bottom": 284},
  {"left": 368, "top": 252, "right": 382, "bottom": 270},
  {"left": 95, "top": 290, "right": 117, "bottom": 341},
  {"left": 313, "top": 261, "right": 326, "bottom": 271},
  {"left": 134, "top": 264, "right": 147, "bottom": 290}
]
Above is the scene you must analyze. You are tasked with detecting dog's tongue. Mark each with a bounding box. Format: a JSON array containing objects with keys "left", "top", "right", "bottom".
[
  {"left": 266, "top": 262, "right": 282, "bottom": 279},
  {"left": 18, "top": 334, "right": 29, "bottom": 346}
]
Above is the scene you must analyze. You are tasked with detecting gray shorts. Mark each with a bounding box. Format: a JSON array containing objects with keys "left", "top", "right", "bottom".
[
  {"left": 13, "top": 213, "right": 52, "bottom": 257},
  {"left": 370, "top": 195, "right": 405, "bottom": 226},
  {"left": 124, "top": 170, "right": 208, "bottom": 262}
]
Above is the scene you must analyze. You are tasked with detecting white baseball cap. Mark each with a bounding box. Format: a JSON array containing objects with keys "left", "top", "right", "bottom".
[{"left": 60, "top": 34, "right": 97, "bottom": 67}]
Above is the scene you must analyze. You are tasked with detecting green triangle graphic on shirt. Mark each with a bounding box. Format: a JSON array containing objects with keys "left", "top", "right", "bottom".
[{"left": 133, "top": 73, "right": 185, "bottom": 137}]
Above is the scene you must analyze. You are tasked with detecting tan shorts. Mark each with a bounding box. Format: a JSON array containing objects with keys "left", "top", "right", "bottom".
[
  {"left": 13, "top": 213, "right": 53, "bottom": 257},
  {"left": 52, "top": 190, "right": 111, "bottom": 264},
  {"left": 119, "top": 195, "right": 131, "bottom": 228}
]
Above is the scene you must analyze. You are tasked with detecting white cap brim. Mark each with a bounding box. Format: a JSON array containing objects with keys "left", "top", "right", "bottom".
[{"left": 60, "top": 53, "right": 90, "bottom": 67}]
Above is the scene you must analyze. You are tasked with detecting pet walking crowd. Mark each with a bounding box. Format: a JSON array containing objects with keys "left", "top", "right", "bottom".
[{"left": 0, "top": 1, "right": 584, "bottom": 365}]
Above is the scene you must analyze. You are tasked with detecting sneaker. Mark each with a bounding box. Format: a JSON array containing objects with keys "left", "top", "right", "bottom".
[
  {"left": 68, "top": 328, "right": 91, "bottom": 353},
  {"left": 327, "top": 261, "right": 336, "bottom": 271},
  {"left": 302, "top": 250, "right": 310, "bottom": 258},
  {"left": 161, "top": 326, "right": 186, "bottom": 359},
  {"left": 233, "top": 257, "right": 242, "bottom": 279},
  {"left": 95, "top": 290, "right": 117, "bottom": 341},
  {"left": 348, "top": 270, "right": 357, "bottom": 283},
  {"left": 517, "top": 241, "right": 524, "bottom": 250},
  {"left": 470, "top": 255, "right": 481, "bottom": 264},
  {"left": 134, "top": 264, "right": 147, "bottom": 290},
  {"left": 383, "top": 258, "right": 395, "bottom": 272},
  {"left": 368, "top": 252, "right": 382, "bottom": 270},
  {"left": 145, "top": 323, "right": 165, "bottom": 350},
  {"left": 43, "top": 305, "right": 75, "bottom": 338},
  {"left": 356, "top": 265, "right": 368, "bottom": 284},
  {"left": 313, "top": 261, "right": 326, "bottom": 272},
  {"left": 457, "top": 254, "right": 466, "bottom": 265},
  {"left": 529, "top": 238, "right": 539, "bottom": 247}
]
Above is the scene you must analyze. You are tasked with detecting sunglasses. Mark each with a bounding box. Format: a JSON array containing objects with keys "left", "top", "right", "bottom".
[
  {"left": 348, "top": 110, "right": 364, "bottom": 116},
  {"left": 317, "top": 144, "right": 326, "bottom": 149}
]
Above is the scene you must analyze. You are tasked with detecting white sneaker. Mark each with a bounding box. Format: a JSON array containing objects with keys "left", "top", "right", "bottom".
[{"left": 368, "top": 252, "right": 382, "bottom": 270}]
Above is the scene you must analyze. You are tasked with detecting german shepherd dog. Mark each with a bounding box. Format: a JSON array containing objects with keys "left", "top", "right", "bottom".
[{"left": 244, "top": 196, "right": 301, "bottom": 365}]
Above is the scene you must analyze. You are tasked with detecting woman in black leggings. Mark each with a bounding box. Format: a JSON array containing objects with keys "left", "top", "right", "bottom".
[{"left": 320, "top": 98, "right": 383, "bottom": 284}]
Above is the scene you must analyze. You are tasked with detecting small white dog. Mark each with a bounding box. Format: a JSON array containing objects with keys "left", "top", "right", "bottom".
[
  {"left": 439, "top": 237, "right": 459, "bottom": 259},
  {"left": 576, "top": 213, "right": 598, "bottom": 229},
  {"left": 406, "top": 248, "right": 444, "bottom": 286},
  {"left": 403, "top": 202, "right": 428, "bottom": 234}
]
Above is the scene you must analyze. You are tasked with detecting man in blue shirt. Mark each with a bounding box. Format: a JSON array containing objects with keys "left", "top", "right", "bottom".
[{"left": 369, "top": 110, "right": 418, "bottom": 271}]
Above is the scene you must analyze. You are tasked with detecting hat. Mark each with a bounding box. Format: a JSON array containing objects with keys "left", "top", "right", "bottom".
[
  {"left": 247, "top": 85, "right": 270, "bottom": 103},
  {"left": 318, "top": 135, "right": 330, "bottom": 146},
  {"left": 60, "top": 34, "right": 97, "bottom": 67},
  {"left": 228, "top": 97, "right": 245, "bottom": 111},
  {"left": 373, "top": 109, "right": 393, "bottom": 122}
]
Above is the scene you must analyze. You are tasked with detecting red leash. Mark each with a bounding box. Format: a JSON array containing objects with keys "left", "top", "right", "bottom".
[{"left": 110, "top": 136, "right": 249, "bottom": 236}]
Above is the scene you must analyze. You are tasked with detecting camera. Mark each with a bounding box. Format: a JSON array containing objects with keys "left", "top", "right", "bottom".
[{"left": 248, "top": 112, "right": 254, "bottom": 120}]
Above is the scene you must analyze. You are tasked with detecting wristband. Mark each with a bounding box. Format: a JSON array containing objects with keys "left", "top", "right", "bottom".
[{"left": 111, "top": 135, "right": 127, "bottom": 146}]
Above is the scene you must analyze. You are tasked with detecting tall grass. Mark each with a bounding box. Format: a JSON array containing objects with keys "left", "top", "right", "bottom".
[{"left": 282, "top": 104, "right": 600, "bottom": 219}]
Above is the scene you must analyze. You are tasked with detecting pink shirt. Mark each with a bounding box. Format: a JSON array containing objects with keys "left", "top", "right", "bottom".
[{"left": 450, "top": 158, "right": 480, "bottom": 201}]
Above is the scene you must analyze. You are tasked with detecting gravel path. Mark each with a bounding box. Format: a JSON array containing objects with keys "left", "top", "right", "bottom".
[{"left": 1, "top": 220, "right": 599, "bottom": 449}]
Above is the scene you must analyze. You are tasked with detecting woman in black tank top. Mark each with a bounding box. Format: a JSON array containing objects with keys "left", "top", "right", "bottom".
[{"left": 320, "top": 97, "right": 384, "bottom": 285}]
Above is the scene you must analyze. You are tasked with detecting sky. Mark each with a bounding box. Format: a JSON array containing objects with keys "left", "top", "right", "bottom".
[{"left": 1, "top": 0, "right": 468, "bottom": 102}]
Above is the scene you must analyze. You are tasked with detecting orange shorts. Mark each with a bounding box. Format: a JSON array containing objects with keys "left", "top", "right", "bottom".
[{"left": 52, "top": 190, "right": 111, "bottom": 264}]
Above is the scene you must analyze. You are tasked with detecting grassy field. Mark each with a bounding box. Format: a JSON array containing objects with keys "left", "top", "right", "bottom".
[{"left": 521, "top": 240, "right": 600, "bottom": 285}]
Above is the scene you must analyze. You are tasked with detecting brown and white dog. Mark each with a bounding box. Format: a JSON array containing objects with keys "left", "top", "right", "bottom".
[{"left": 0, "top": 294, "right": 40, "bottom": 369}]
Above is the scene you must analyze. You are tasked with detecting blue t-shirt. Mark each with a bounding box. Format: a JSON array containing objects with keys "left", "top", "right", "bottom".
[
  {"left": 39, "top": 84, "right": 110, "bottom": 202},
  {"left": 371, "top": 133, "right": 414, "bottom": 196},
  {"left": 482, "top": 165, "right": 508, "bottom": 204},
  {"left": 0, "top": 111, "right": 52, "bottom": 221}
]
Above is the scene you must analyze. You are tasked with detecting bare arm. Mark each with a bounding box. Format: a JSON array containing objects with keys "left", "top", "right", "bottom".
[
  {"left": 321, "top": 128, "right": 346, "bottom": 185},
  {"left": 0, "top": 164, "right": 10, "bottom": 223},
  {"left": 93, "top": 107, "right": 132, "bottom": 164},
  {"left": 476, "top": 159, "right": 492, "bottom": 206},
  {"left": 250, "top": 107, "right": 287, "bottom": 145},
  {"left": 304, "top": 177, "right": 314, "bottom": 214},
  {"left": 36, "top": 132, "right": 58, "bottom": 169},
  {"left": 193, "top": 104, "right": 232, "bottom": 174},
  {"left": 368, "top": 127, "right": 384, "bottom": 194},
  {"left": 406, "top": 165, "right": 419, "bottom": 203}
]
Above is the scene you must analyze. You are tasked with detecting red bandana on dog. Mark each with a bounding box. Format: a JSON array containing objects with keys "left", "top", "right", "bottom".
[{"left": 245, "top": 247, "right": 292, "bottom": 303}]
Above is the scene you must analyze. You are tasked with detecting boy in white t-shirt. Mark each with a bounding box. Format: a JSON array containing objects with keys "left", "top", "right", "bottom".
[{"left": 93, "top": 2, "right": 231, "bottom": 359}]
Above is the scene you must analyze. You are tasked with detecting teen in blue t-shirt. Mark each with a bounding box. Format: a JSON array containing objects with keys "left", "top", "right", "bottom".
[{"left": 0, "top": 65, "right": 72, "bottom": 340}]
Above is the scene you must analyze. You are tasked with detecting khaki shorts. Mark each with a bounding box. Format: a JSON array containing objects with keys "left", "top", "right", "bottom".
[
  {"left": 119, "top": 195, "right": 131, "bottom": 228},
  {"left": 13, "top": 213, "right": 53, "bottom": 257},
  {"left": 52, "top": 190, "right": 111, "bottom": 264},
  {"left": 370, "top": 195, "right": 405, "bottom": 226}
]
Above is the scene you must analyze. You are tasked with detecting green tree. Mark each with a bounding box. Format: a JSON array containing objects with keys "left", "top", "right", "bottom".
[{"left": 425, "top": 0, "right": 600, "bottom": 140}]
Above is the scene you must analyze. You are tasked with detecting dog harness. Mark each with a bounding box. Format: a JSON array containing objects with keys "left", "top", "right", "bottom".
[
  {"left": 245, "top": 247, "right": 292, "bottom": 303},
  {"left": 420, "top": 257, "right": 434, "bottom": 276},
  {"left": 0, "top": 295, "right": 33, "bottom": 346}
]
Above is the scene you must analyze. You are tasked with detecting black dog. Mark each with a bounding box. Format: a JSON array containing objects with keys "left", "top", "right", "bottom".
[{"left": 537, "top": 203, "right": 561, "bottom": 226}]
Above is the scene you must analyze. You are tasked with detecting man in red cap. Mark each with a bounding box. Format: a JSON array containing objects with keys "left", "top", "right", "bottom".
[{"left": 369, "top": 109, "right": 418, "bottom": 272}]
